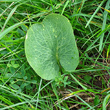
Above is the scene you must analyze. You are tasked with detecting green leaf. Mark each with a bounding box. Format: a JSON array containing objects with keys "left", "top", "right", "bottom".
[
  {"left": 84, "top": 75, "right": 92, "bottom": 83},
  {"left": 23, "top": 76, "right": 27, "bottom": 80},
  {"left": 94, "top": 96, "right": 100, "bottom": 106},
  {"left": 10, "top": 84, "right": 19, "bottom": 90},
  {"left": 13, "top": 64, "right": 19, "bottom": 68},
  {"left": 7, "top": 63, "right": 12, "bottom": 67},
  {"left": 25, "top": 13, "right": 79, "bottom": 80}
]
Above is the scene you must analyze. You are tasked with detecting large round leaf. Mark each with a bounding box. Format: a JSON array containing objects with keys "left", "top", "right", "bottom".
[{"left": 25, "top": 14, "right": 79, "bottom": 80}]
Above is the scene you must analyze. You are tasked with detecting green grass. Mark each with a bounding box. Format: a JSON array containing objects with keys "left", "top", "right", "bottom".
[{"left": 0, "top": 0, "right": 110, "bottom": 110}]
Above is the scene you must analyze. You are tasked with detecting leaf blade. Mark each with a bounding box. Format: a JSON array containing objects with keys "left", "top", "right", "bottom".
[{"left": 25, "top": 14, "right": 79, "bottom": 80}]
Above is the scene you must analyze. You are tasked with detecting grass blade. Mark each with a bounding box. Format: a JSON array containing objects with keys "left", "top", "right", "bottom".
[
  {"left": 103, "top": 94, "right": 110, "bottom": 110},
  {"left": 0, "top": 2, "right": 14, "bottom": 17},
  {"left": 1, "top": 5, "right": 18, "bottom": 32},
  {"left": 0, "top": 22, "right": 27, "bottom": 40},
  {"left": 61, "top": 0, "right": 69, "bottom": 15},
  {"left": 0, "top": 0, "right": 23, "bottom": 2},
  {"left": 70, "top": 73, "right": 87, "bottom": 90},
  {"left": 99, "top": 0, "right": 110, "bottom": 51},
  {"left": 85, "top": 0, "right": 105, "bottom": 28}
]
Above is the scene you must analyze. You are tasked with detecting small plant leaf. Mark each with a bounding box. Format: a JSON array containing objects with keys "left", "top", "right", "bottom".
[
  {"left": 94, "top": 95, "right": 100, "bottom": 106},
  {"left": 84, "top": 75, "right": 92, "bottom": 83},
  {"left": 25, "top": 14, "right": 79, "bottom": 80},
  {"left": 10, "top": 84, "right": 19, "bottom": 90}
]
